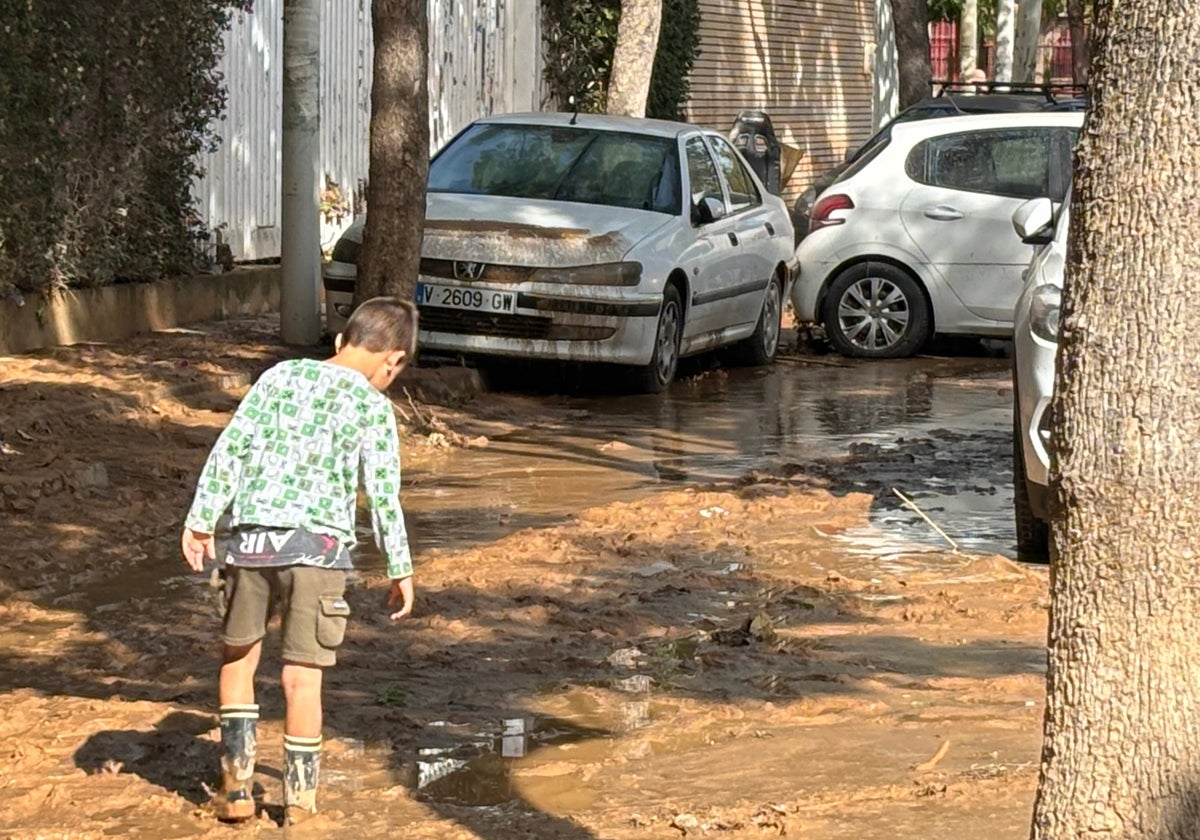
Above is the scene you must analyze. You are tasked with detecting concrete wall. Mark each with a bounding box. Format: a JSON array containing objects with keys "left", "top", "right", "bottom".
[{"left": 0, "top": 267, "right": 281, "bottom": 356}]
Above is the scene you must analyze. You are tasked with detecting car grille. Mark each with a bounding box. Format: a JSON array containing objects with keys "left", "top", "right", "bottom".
[
  {"left": 420, "top": 307, "right": 552, "bottom": 339},
  {"left": 419, "top": 259, "right": 533, "bottom": 284}
]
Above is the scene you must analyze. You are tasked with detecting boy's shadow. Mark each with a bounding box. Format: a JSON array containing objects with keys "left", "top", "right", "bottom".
[{"left": 73, "top": 710, "right": 279, "bottom": 814}]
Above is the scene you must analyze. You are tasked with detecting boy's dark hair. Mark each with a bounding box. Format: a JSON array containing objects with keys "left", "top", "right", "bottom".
[{"left": 342, "top": 297, "right": 419, "bottom": 356}]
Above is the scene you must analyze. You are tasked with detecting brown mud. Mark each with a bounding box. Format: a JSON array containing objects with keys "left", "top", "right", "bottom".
[{"left": 0, "top": 317, "right": 1046, "bottom": 839}]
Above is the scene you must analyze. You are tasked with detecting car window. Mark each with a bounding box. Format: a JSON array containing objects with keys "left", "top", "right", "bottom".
[
  {"left": 685, "top": 137, "right": 725, "bottom": 208},
  {"left": 428, "top": 123, "right": 681, "bottom": 214},
  {"left": 906, "top": 128, "right": 1054, "bottom": 199},
  {"left": 707, "top": 136, "right": 762, "bottom": 211}
]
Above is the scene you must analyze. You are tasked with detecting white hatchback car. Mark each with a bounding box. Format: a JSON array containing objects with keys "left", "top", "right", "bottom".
[
  {"left": 791, "top": 111, "right": 1082, "bottom": 357},
  {"left": 1011, "top": 195, "right": 1067, "bottom": 562},
  {"left": 324, "top": 113, "right": 797, "bottom": 391}
]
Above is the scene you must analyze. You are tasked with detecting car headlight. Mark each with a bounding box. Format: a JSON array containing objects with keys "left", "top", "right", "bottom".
[
  {"left": 529, "top": 262, "right": 642, "bottom": 287},
  {"left": 1030, "top": 284, "right": 1061, "bottom": 343}
]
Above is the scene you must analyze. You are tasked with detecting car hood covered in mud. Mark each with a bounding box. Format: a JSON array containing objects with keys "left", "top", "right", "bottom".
[{"left": 337, "top": 194, "right": 676, "bottom": 268}]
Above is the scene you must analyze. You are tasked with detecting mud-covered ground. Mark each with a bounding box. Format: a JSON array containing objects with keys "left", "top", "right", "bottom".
[{"left": 0, "top": 317, "right": 1048, "bottom": 839}]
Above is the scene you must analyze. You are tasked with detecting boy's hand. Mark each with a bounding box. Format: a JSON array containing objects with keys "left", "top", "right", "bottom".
[
  {"left": 181, "top": 528, "right": 215, "bottom": 572},
  {"left": 388, "top": 577, "right": 414, "bottom": 621}
]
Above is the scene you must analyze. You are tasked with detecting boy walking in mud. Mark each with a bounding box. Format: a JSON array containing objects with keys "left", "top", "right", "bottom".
[{"left": 179, "top": 297, "right": 418, "bottom": 824}]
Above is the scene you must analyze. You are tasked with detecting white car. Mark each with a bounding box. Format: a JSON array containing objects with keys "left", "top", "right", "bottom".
[
  {"left": 790, "top": 111, "right": 1082, "bottom": 357},
  {"left": 324, "top": 113, "right": 797, "bottom": 392},
  {"left": 1011, "top": 195, "right": 1066, "bottom": 562}
]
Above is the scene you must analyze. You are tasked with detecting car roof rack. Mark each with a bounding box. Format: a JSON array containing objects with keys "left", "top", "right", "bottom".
[{"left": 930, "top": 80, "right": 1088, "bottom": 104}]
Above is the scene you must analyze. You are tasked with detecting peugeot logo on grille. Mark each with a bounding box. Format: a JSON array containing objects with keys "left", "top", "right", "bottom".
[{"left": 453, "top": 261, "right": 485, "bottom": 281}]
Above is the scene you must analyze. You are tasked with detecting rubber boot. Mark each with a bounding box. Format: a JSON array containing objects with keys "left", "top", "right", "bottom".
[
  {"left": 283, "top": 735, "right": 322, "bottom": 826},
  {"left": 215, "top": 704, "right": 258, "bottom": 822}
]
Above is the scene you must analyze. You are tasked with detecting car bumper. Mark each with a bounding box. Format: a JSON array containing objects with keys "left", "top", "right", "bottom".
[
  {"left": 323, "top": 263, "right": 356, "bottom": 335},
  {"left": 322, "top": 266, "right": 662, "bottom": 366},
  {"left": 789, "top": 256, "right": 832, "bottom": 324},
  {"left": 420, "top": 290, "right": 660, "bottom": 365}
]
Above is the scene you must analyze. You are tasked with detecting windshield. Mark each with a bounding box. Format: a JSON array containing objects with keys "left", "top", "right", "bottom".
[{"left": 428, "top": 124, "right": 682, "bottom": 215}]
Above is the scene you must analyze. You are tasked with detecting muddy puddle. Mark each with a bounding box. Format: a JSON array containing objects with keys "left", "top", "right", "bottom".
[{"left": 402, "top": 354, "right": 1016, "bottom": 571}]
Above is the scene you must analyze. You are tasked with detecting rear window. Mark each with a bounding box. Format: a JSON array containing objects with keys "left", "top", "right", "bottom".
[{"left": 428, "top": 123, "right": 681, "bottom": 214}]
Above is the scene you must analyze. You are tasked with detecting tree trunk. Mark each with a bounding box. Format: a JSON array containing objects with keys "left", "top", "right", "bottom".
[
  {"left": 891, "top": 0, "right": 931, "bottom": 108},
  {"left": 1013, "top": 0, "right": 1044, "bottom": 83},
  {"left": 279, "top": 0, "right": 322, "bottom": 345},
  {"left": 993, "top": 0, "right": 1016, "bottom": 81},
  {"left": 607, "top": 0, "right": 663, "bottom": 117},
  {"left": 1067, "top": 0, "right": 1089, "bottom": 83},
  {"left": 1030, "top": 0, "right": 1200, "bottom": 835},
  {"left": 356, "top": 0, "right": 429, "bottom": 306},
  {"left": 959, "top": 0, "right": 979, "bottom": 80}
]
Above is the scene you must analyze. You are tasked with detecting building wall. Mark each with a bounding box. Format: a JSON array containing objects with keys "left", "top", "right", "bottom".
[
  {"left": 686, "top": 0, "right": 876, "bottom": 200},
  {"left": 195, "top": 0, "right": 543, "bottom": 262}
]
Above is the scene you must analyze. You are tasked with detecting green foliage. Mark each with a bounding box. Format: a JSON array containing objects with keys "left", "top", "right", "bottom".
[
  {"left": 0, "top": 0, "right": 248, "bottom": 297},
  {"left": 646, "top": 0, "right": 702, "bottom": 121},
  {"left": 542, "top": 0, "right": 703, "bottom": 121},
  {"left": 541, "top": 0, "right": 620, "bottom": 114}
]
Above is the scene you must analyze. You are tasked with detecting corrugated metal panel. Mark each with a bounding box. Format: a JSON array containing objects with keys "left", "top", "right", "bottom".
[
  {"left": 196, "top": 0, "right": 543, "bottom": 261},
  {"left": 686, "top": 0, "right": 875, "bottom": 201}
]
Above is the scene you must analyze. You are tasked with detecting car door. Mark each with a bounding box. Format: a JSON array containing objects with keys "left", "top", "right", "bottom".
[
  {"left": 898, "top": 126, "right": 1057, "bottom": 322},
  {"left": 705, "top": 134, "right": 779, "bottom": 328},
  {"left": 678, "top": 135, "right": 744, "bottom": 342}
]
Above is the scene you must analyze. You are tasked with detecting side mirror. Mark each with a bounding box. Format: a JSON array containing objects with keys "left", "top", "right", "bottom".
[
  {"left": 693, "top": 196, "right": 727, "bottom": 225},
  {"left": 1012, "top": 197, "right": 1055, "bottom": 244}
]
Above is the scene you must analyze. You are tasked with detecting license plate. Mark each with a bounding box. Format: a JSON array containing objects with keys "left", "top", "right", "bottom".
[{"left": 417, "top": 283, "right": 516, "bottom": 314}]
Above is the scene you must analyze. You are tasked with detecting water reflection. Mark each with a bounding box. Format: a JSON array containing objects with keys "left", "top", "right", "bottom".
[{"left": 401, "top": 356, "right": 1016, "bottom": 560}]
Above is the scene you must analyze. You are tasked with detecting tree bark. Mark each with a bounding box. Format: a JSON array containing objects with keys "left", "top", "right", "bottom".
[
  {"left": 356, "top": 0, "right": 429, "bottom": 306},
  {"left": 1030, "top": 0, "right": 1200, "bottom": 835},
  {"left": 1013, "top": 0, "right": 1044, "bottom": 83},
  {"left": 959, "top": 0, "right": 979, "bottom": 80},
  {"left": 994, "top": 0, "right": 1016, "bottom": 81},
  {"left": 280, "top": 0, "right": 322, "bottom": 344},
  {"left": 607, "top": 0, "right": 663, "bottom": 117},
  {"left": 891, "top": 0, "right": 931, "bottom": 108},
  {"left": 1067, "top": 0, "right": 1089, "bottom": 83}
]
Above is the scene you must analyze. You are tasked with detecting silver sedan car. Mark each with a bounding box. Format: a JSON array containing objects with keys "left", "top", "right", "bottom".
[{"left": 324, "top": 113, "right": 797, "bottom": 391}]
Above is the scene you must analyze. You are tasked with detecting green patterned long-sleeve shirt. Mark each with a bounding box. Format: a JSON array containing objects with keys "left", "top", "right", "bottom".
[{"left": 184, "top": 358, "right": 413, "bottom": 579}]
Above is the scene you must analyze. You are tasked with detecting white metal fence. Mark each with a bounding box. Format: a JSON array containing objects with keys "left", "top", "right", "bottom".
[{"left": 195, "top": 0, "right": 544, "bottom": 262}]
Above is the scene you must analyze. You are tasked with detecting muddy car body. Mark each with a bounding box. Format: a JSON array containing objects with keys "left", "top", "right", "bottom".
[
  {"left": 1011, "top": 195, "right": 1066, "bottom": 562},
  {"left": 325, "top": 113, "right": 797, "bottom": 391}
]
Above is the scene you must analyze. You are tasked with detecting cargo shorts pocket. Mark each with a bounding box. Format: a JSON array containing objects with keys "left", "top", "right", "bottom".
[{"left": 316, "top": 595, "right": 351, "bottom": 649}]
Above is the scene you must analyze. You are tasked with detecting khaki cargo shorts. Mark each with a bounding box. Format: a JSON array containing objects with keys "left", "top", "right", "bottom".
[{"left": 220, "top": 566, "right": 350, "bottom": 667}]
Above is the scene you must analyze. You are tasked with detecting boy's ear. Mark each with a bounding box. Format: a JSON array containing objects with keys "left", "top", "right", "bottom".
[
  {"left": 387, "top": 349, "right": 408, "bottom": 369},
  {"left": 334, "top": 333, "right": 345, "bottom": 353}
]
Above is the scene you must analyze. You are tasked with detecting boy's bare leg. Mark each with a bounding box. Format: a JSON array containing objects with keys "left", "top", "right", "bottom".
[
  {"left": 215, "top": 641, "right": 262, "bottom": 822},
  {"left": 281, "top": 662, "right": 323, "bottom": 736},
  {"left": 282, "top": 661, "right": 323, "bottom": 823},
  {"left": 220, "top": 641, "right": 262, "bottom": 705}
]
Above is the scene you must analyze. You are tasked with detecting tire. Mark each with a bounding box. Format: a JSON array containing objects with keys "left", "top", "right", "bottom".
[
  {"left": 1013, "top": 387, "right": 1050, "bottom": 564},
  {"left": 821, "top": 263, "right": 930, "bottom": 358},
  {"left": 636, "top": 285, "right": 683, "bottom": 393},
  {"left": 737, "top": 273, "right": 784, "bottom": 366}
]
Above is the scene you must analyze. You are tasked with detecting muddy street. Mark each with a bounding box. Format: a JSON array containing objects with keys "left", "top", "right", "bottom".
[{"left": 0, "top": 319, "right": 1047, "bottom": 839}]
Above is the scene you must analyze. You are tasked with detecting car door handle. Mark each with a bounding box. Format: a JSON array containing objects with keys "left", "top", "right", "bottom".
[
  {"left": 727, "top": 232, "right": 739, "bottom": 246},
  {"left": 924, "top": 205, "right": 965, "bottom": 221},
  {"left": 764, "top": 222, "right": 775, "bottom": 236}
]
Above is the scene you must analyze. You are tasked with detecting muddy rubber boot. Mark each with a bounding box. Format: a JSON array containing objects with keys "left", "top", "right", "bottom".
[
  {"left": 215, "top": 704, "right": 258, "bottom": 822},
  {"left": 283, "top": 734, "right": 322, "bottom": 826}
]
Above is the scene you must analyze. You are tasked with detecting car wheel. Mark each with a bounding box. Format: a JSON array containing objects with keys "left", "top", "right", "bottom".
[
  {"left": 737, "top": 273, "right": 783, "bottom": 366},
  {"left": 636, "top": 285, "right": 683, "bottom": 393},
  {"left": 821, "top": 263, "right": 930, "bottom": 358},
  {"left": 1013, "top": 388, "right": 1050, "bottom": 564}
]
